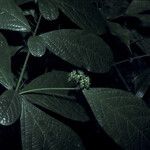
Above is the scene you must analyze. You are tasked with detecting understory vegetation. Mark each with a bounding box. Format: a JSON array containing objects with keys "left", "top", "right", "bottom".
[{"left": 0, "top": 0, "right": 150, "bottom": 149}]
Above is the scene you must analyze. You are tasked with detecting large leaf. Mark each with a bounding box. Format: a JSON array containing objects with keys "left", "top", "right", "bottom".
[
  {"left": 21, "top": 71, "right": 72, "bottom": 93},
  {"left": 40, "top": 29, "right": 113, "bottom": 73},
  {"left": 38, "top": 0, "right": 59, "bottom": 20},
  {"left": 0, "top": 90, "right": 21, "bottom": 126},
  {"left": 0, "top": 33, "right": 14, "bottom": 89},
  {"left": 0, "top": 0, "right": 31, "bottom": 32},
  {"left": 83, "top": 88, "right": 150, "bottom": 150},
  {"left": 126, "top": 0, "right": 150, "bottom": 15},
  {"left": 38, "top": 0, "right": 108, "bottom": 34},
  {"left": 21, "top": 100, "right": 85, "bottom": 150},
  {"left": 27, "top": 36, "right": 46, "bottom": 57},
  {"left": 57, "top": 0, "right": 107, "bottom": 34},
  {"left": 20, "top": 71, "right": 89, "bottom": 121}
]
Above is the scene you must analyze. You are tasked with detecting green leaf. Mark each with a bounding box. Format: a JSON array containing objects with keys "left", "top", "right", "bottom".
[
  {"left": 38, "top": 0, "right": 59, "bottom": 20},
  {"left": 126, "top": 0, "right": 150, "bottom": 15},
  {"left": 54, "top": 0, "right": 107, "bottom": 34},
  {"left": 9, "top": 46, "right": 23, "bottom": 56},
  {"left": 0, "top": 33, "right": 14, "bottom": 89},
  {"left": 136, "top": 14, "right": 150, "bottom": 28},
  {"left": 100, "top": 0, "right": 130, "bottom": 19},
  {"left": 21, "top": 71, "right": 71, "bottom": 93},
  {"left": 0, "top": 0, "right": 31, "bottom": 32},
  {"left": 0, "top": 33, "right": 7, "bottom": 47},
  {"left": 83, "top": 88, "right": 150, "bottom": 150},
  {"left": 24, "top": 93, "right": 89, "bottom": 122},
  {"left": 137, "top": 37, "right": 150, "bottom": 54},
  {"left": 27, "top": 36, "right": 46, "bottom": 57},
  {"left": 21, "top": 71, "right": 89, "bottom": 121},
  {"left": 131, "top": 31, "right": 150, "bottom": 54},
  {"left": 21, "top": 100, "right": 85, "bottom": 150},
  {"left": 40, "top": 29, "right": 113, "bottom": 73},
  {"left": 108, "top": 22, "right": 131, "bottom": 47},
  {"left": 0, "top": 90, "right": 21, "bottom": 126}
]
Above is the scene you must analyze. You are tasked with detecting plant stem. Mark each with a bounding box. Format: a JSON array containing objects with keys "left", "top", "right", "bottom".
[
  {"left": 114, "top": 65, "right": 131, "bottom": 91},
  {"left": 19, "top": 87, "right": 80, "bottom": 95},
  {"left": 15, "top": 15, "right": 42, "bottom": 92},
  {"left": 113, "top": 54, "right": 150, "bottom": 66},
  {"left": 33, "top": 15, "right": 42, "bottom": 36},
  {"left": 15, "top": 51, "right": 30, "bottom": 91}
]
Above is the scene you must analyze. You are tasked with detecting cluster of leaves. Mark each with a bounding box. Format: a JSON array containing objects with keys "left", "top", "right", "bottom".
[{"left": 0, "top": 0, "right": 150, "bottom": 149}]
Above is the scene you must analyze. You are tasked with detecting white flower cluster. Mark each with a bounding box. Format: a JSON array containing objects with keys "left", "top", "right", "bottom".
[{"left": 68, "top": 70, "right": 91, "bottom": 89}]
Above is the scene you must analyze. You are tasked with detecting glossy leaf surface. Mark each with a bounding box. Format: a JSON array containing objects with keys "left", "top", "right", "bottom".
[
  {"left": 41, "top": 29, "right": 113, "bottom": 73},
  {"left": 27, "top": 36, "right": 46, "bottom": 57},
  {"left": 0, "top": 0, "right": 31, "bottom": 31},
  {"left": 0, "top": 90, "right": 21, "bottom": 126}
]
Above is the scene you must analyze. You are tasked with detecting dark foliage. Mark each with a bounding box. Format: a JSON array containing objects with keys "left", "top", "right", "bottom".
[{"left": 0, "top": 0, "right": 150, "bottom": 150}]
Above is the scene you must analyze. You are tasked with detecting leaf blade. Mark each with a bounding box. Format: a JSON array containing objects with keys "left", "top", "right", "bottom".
[
  {"left": 126, "top": 0, "right": 150, "bottom": 15},
  {"left": 0, "top": 0, "right": 31, "bottom": 32},
  {"left": 0, "top": 90, "right": 21, "bottom": 126},
  {"left": 40, "top": 29, "right": 113, "bottom": 73},
  {"left": 131, "top": 31, "right": 150, "bottom": 54},
  {"left": 21, "top": 100, "right": 85, "bottom": 150},
  {"left": 38, "top": 0, "right": 59, "bottom": 20},
  {"left": 27, "top": 36, "right": 46, "bottom": 57},
  {"left": 57, "top": 0, "right": 107, "bottom": 34},
  {"left": 83, "top": 88, "right": 150, "bottom": 150},
  {"left": 0, "top": 33, "right": 14, "bottom": 89},
  {"left": 21, "top": 71, "right": 89, "bottom": 121},
  {"left": 108, "top": 22, "right": 131, "bottom": 47},
  {"left": 101, "top": 0, "right": 130, "bottom": 19}
]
